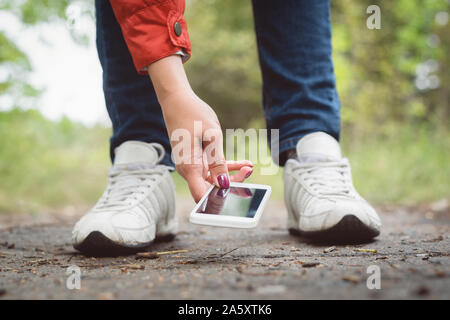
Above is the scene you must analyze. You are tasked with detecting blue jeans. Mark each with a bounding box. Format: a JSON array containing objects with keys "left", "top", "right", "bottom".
[{"left": 96, "top": 0, "right": 340, "bottom": 166}]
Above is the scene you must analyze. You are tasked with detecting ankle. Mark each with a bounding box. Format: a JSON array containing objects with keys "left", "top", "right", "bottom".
[{"left": 279, "top": 149, "right": 297, "bottom": 166}]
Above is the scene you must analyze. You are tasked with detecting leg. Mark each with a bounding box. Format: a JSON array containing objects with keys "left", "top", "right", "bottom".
[
  {"left": 252, "top": 0, "right": 381, "bottom": 242},
  {"left": 95, "top": 0, "right": 172, "bottom": 166},
  {"left": 72, "top": 1, "right": 177, "bottom": 256},
  {"left": 251, "top": 0, "right": 340, "bottom": 165}
]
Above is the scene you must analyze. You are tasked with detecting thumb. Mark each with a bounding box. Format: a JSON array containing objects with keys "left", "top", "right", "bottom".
[
  {"left": 209, "top": 160, "right": 229, "bottom": 189},
  {"left": 204, "top": 128, "right": 229, "bottom": 189}
]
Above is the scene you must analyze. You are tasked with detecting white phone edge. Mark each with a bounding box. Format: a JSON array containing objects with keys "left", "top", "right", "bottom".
[{"left": 189, "top": 182, "right": 272, "bottom": 229}]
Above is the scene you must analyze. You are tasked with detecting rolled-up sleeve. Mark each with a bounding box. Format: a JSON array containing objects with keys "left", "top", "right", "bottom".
[{"left": 110, "top": 0, "right": 191, "bottom": 74}]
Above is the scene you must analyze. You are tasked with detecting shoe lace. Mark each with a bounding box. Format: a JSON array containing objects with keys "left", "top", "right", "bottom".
[
  {"left": 291, "top": 159, "right": 354, "bottom": 198},
  {"left": 95, "top": 144, "right": 171, "bottom": 211}
]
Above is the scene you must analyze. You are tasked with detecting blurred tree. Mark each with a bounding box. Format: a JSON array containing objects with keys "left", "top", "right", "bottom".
[
  {"left": 0, "top": 31, "right": 37, "bottom": 105},
  {"left": 188, "top": 0, "right": 450, "bottom": 133},
  {"left": 0, "top": 0, "right": 92, "bottom": 108},
  {"left": 185, "top": 0, "right": 263, "bottom": 130},
  {"left": 0, "top": 0, "right": 448, "bottom": 132},
  {"left": 330, "top": 0, "right": 449, "bottom": 138},
  {"left": 0, "top": 0, "right": 448, "bottom": 209}
]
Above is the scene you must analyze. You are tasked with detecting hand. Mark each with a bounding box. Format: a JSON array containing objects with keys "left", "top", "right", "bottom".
[{"left": 148, "top": 56, "right": 253, "bottom": 202}]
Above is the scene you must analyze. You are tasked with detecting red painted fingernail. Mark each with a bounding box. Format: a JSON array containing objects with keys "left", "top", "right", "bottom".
[
  {"left": 217, "top": 174, "right": 230, "bottom": 189},
  {"left": 244, "top": 170, "right": 253, "bottom": 179}
]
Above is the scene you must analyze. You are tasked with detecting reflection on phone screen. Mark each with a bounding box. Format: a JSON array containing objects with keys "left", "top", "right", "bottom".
[{"left": 197, "top": 186, "right": 267, "bottom": 218}]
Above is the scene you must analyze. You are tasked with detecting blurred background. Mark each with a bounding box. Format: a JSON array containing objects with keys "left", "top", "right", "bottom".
[{"left": 0, "top": 0, "right": 448, "bottom": 214}]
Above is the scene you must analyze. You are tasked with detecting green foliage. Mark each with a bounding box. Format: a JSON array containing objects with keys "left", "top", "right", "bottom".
[
  {"left": 2, "top": 0, "right": 448, "bottom": 130},
  {"left": 185, "top": 0, "right": 263, "bottom": 129},
  {"left": 0, "top": 0, "right": 70, "bottom": 24},
  {"left": 0, "top": 1, "right": 448, "bottom": 212},
  {"left": 0, "top": 0, "right": 92, "bottom": 104},
  {"left": 0, "top": 108, "right": 110, "bottom": 213},
  {"left": 0, "top": 108, "right": 448, "bottom": 213},
  {"left": 0, "top": 32, "right": 29, "bottom": 67},
  {"left": 344, "top": 126, "right": 450, "bottom": 204},
  {"left": 330, "top": 0, "right": 449, "bottom": 135},
  {"left": 184, "top": 0, "right": 450, "bottom": 132},
  {"left": 0, "top": 30, "right": 36, "bottom": 102}
]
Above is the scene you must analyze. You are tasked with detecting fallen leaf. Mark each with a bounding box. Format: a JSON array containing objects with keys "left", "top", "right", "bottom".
[
  {"left": 342, "top": 275, "right": 360, "bottom": 284},
  {"left": 301, "top": 262, "right": 320, "bottom": 268}
]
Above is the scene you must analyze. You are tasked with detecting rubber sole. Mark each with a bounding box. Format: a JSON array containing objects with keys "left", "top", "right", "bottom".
[
  {"left": 74, "top": 231, "right": 175, "bottom": 257},
  {"left": 289, "top": 215, "right": 380, "bottom": 244}
]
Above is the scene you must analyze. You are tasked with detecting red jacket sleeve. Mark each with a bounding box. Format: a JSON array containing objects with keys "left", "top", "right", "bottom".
[{"left": 109, "top": 0, "right": 191, "bottom": 74}]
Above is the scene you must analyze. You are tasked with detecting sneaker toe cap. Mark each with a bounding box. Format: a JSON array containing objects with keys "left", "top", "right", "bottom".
[
  {"left": 323, "top": 199, "right": 381, "bottom": 231},
  {"left": 72, "top": 212, "right": 119, "bottom": 245},
  {"left": 300, "top": 199, "right": 381, "bottom": 232},
  {"left": 72, "top": 210, "right": 155, "bottom": 247}
]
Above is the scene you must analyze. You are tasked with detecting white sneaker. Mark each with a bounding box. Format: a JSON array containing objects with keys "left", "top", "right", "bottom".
[
  {"left": 284, "top": 132, "right": 381, "bottom": 241},
  {"left": 72, "top": 141, "right": 177, "bottom": 256}
]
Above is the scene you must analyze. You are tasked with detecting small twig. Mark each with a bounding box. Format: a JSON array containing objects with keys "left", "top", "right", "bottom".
[
  {"left": 156, "top": 249, "right": 189, "bottom": 255},
  {"left": 207, "top": 247, "right": 239, "bottom": 259},
  {"left": 136, "top": 249, "right": 189, "bottom": 259},
  {"left": 354, "top": 249, "right": 377, "bottom": 253},
  {"left": 218, "top": 247, "right": 239, "bottom": 257}
]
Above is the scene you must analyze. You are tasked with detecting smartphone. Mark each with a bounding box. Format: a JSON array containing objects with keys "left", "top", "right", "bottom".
[{"left": 189, "top": 182, "right": 271, "bottom": 228}]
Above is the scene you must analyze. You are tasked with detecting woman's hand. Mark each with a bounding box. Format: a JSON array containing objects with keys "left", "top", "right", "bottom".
[{"left": 148, "top": 56, "right": 253, "bottom": 202}]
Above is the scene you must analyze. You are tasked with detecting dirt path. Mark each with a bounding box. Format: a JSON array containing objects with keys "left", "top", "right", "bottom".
[{"left": 0, "top": 199, "right": 449, "bottom": 299}]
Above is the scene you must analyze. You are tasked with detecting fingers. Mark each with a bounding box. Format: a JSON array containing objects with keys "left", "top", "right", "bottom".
[
  {"left": 210, "top": 163, "right": 229, "bottom": 189},
  {"left": 203, "top": 128, "right": 229, "bottom": 189},
  {"left": 206, "top": 162, "right": 253, "bottom": 184},
  {"left": 229, "top": 166, "right": 253, "bottom": 183},
  {"left": 182, "top": 161, "right": 253, "bottom": 203},
  {"left": 226, "top": 160, "right": 253, "bottom": 171}
]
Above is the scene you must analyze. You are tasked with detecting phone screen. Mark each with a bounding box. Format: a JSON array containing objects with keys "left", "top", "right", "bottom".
[{"left": 196, "top": 186, "right": 267, "bottom": 218}]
